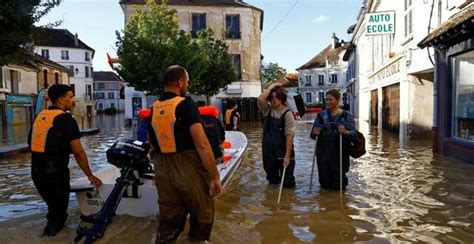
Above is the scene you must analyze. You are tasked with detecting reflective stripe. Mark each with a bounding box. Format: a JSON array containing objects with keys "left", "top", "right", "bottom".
[
  {"left": 151, "top": 96, "right": 185, "bottom": 153},
  {"left": 31, "top": 110, "right": 65, "bottom": 153}
]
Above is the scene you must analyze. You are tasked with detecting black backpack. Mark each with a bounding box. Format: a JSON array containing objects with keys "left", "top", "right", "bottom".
[{"left": 318, "top": 110, "right": 366, "bottom": 158}]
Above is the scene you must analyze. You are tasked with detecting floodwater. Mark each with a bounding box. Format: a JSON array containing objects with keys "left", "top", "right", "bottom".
[{"left": 0, "top": 114, "right": 473, "bottom": 243}]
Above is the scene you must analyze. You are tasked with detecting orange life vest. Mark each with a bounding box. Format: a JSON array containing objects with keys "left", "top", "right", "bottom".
[
  {"left": 198, "top": 105, "right": 219, "bottom": 119},
  {"left": 31, "top": 109, "right": 65, "bottom": 153},
  {"left": 225, "top": 108, "right": 236, "bottom": 125},
  {"left": 151, "top": 96, "right": 185, "bottom": 153}
]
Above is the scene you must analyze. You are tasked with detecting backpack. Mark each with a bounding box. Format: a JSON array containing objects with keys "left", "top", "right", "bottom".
[
  {"left": 341, "top": 111, "right": 366, "bottom": 158},
  {"left": 350, "top": 130, "right": 366, "bottom": 158},
  {"left": 317, "top": 110, "right": 366, "bottom": 158}
]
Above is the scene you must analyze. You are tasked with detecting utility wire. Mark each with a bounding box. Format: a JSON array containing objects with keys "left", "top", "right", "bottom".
[{"left": 262, "top": 0, "right": 300, "bottom": 41}]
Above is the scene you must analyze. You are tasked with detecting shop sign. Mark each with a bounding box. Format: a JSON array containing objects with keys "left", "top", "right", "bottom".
[{"left": 365, "top": 11, "right": 395, "bottom": 36}]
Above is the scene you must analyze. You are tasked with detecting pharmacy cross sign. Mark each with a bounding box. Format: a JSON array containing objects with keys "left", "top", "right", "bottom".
[{"left": 365, "top": 11, "right": 395, "bottom": 36}]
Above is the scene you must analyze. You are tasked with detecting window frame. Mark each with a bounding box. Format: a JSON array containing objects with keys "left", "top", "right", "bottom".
[{"left": 225, "top": 14, "right": 241, "bottom": 39}]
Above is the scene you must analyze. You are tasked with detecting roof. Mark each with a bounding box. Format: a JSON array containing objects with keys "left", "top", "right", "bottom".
[
  {"left": 34, "top": 54, "right": 70, "bottom": 72},
  {"left": 297, "top": 43, "right": 349, "bottom": 70},
  {"left": 34, "top": 28, "right": 95, "bottom": 53},
  {"left": 120, "top": 0, "right": 264, "bottom": 30},
  {"left": 418, "top": 4, "right": 474, "bottom": 48},
  {"left": 93, "top": 71, "right": 122, "bottom": 82},
  {"left": 342, "top": 42, "right": 356, "bottom": 61}
]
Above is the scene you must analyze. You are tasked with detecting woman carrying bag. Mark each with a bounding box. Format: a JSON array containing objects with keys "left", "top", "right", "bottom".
[{"left": 310, "top": 89, "right": 357, "bottom": 191}]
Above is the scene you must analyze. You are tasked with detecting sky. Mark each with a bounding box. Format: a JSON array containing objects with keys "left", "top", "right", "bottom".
[{"left": 38, "top": 0, "right": 363, "bottom": 73}]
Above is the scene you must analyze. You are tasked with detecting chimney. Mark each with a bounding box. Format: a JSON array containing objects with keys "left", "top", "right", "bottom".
[
  {"left": 74, "top": 33, "right": 78, "bottom": 46},
  {"left": 331, "top": 33, "right": 339, "bottom": 49}
]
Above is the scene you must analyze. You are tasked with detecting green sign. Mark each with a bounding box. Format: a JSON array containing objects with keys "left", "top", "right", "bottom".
[{"left": 365, "top": 11, "right": 395, "bottom": 36}]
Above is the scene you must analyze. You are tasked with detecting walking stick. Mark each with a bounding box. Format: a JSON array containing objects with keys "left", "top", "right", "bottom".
[
  {"left": 309, "top": 135, "right": 318, "bottom": 189},
  {"left": 339, "top": 133, "right": 343, "bottom": 196},
  {"left": 277, "top": 165, "right": 287, "bottom": 204}
]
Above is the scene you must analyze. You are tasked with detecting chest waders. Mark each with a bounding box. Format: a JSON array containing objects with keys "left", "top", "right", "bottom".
[{"left": 262, "top": 110, "right": 295, "bottom": 187}]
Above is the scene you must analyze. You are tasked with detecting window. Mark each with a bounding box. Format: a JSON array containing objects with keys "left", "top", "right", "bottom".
[
  {"left": 305, "top": 75, "right": 312, "bottom": 86},
  {"left": 41, "top": 69, "right": 48, "bottom": 88},
  {"left": 319, "top": 92, "right": 325, "bottom": 103},
  {"left": 69, "top": 65, "right": 74, "bottom": 77},
  {"left": 86, "top": 84, "right": 92, "bottom": 99},
  {"left": 108, "top": 92, "right": 114, "bottom": 99},
  {"left": 404, "top": 0, "right": 413, "bottom": 38},
  {"left": 96, "top": 92, "right": 105, "bottom": 99},
  {"left": 98, "top": 103, "right": 103, "bottom": 111},
  {"left": 318, "top": 75, "right": 324, "bottom": 85},
  {"left": 110, "top": 103, "right": 115, "bottom": 108},
  {"left": 191, "top": 13, "right": 206, "bottom": 38},
  {"left": 225, "top": 15, "right": 241, "bottom": 39},
  {"left": 55, "top": 72, "right": 59, "bottom": 84},
  {"left": 71, "top": 84, "right": 75, "bottom": 95},
  {"left": 305, "top": 92, "right": 312, "bottom": 103},
  {"left": 61, "top": 50, "right": 69, "bottom": 60},
  {"left": 97, "top": 83, "right": 105, "bottom": 90},
  {"left": 230, "top": 54, "right": 241, "bottom": 79},
  {"left": 7, "top": 69, "right": 20, "bottom": 93},
  {"left": 85, "top": 52, "right": 91, "bottom": 61},
  {"left": 41, "top": 49, "right": 49, "bottom": 59},
  {"left": 331, "top": 73, "right": 338, "bottom": 83},
  {"left": 85, "top": 67, "right": 90, "bottom": 78},
  {"left": 452, "top": 50, "right": 474, "bottom": 142}
]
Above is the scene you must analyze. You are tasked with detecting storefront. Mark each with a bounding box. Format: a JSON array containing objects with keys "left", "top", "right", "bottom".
[
  {"left": 6, "top": 94, "right": 35, "bottom": 125},
  {"left": 368, "top": 56, "right": 405, "bottom": 136},
  {"left": 418, "top": 6, "right": 474, "bottom": 163}
]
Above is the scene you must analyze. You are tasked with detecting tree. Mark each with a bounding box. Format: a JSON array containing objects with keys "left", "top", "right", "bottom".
[
  {"left": 0, "top": 0, "right": 61, "bottom": 66},
  {"left": 262, "top": 62, "right": 287, "bottom": 83},
  {"left": 189, "top": 29, "right": 235, "bottom": 103},
  {"left": 115, "top": 0, "right": 235, "bottom": 97}
]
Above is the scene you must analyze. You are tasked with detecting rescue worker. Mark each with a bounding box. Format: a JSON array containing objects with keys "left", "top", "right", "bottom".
[
  {"left": 257, "top": 81, "right": 296, "bottom": 188},
  {"left": 225, "top": 100, "right": 240, "bottom": 131},
  {"left": 196, "top": 101, "right": 226, "bottom": 164},
  {"left": 310, "top": 89, "right": 356, "bottom": 191},
  {"left": 28, "top": 84, "right": 102, "bottom": 237},
  {"left": 148, "top": 65, "right": 223, "bottom": 243}
]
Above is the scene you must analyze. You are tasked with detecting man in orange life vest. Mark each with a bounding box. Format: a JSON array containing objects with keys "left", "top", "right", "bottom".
[
  {"left": 28, "top": 84, "right": 102, "bottom": 236},
  {"left": 148, "top": 65, "right": 223, "bottom": 242},
  {"left": 225, "top": 100, "right": 240, "bottom": 131}
]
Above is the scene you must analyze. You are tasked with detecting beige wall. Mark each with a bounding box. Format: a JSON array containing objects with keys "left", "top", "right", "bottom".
[
  {"left": 122, "top": 4, "right": 262, "bottom": 83},
  {"left": 37, "top": 65, "right": 70, "bottom": 89}
]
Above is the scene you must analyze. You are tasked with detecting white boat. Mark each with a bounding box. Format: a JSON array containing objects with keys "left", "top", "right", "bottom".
[{"left": 70, "top": 131, "right": 248, "bottom": 218}]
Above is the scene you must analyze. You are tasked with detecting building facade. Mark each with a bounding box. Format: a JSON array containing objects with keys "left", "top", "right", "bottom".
[
  {"left": 93, "top": 71, "right": 125, "bottom": 113},
  {"left": 34, "top": 28, "right": 97, "bottom": 129},
  {"left": 119, "top": 0, "right": 264, "bottom": 98},
  {"left": 347, "top": 0, "right": 442, "bottom": 140},
  {"left": 418, "top": 2, "right": 474, "bottom": 163},
  {"left": 297, "top": 35, "right": 349, "bottom": 106}
]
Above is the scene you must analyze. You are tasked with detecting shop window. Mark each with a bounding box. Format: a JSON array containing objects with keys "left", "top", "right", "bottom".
[{"left": 452, "top": 50, "right": 474, "bottom": 142}]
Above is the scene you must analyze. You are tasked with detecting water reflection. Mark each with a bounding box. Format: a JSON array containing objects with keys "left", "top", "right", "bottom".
[{"left": 0, "top": 114, "right": 473, "bottom": 243}]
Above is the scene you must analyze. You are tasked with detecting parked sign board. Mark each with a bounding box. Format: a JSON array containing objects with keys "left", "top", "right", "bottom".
[{"left": 365, "top": 11, "right": 395, "bottom": 36}]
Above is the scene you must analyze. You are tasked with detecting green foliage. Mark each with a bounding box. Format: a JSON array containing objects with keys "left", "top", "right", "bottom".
[
  {"left": 262, "top": 62, "right": 287, "bottom": 83},
  {"left": 115, "top": 0, "right": 235, "bottom": 96},
  {"left": 0, "top": 0, "right": 61, "bottom": 66}
]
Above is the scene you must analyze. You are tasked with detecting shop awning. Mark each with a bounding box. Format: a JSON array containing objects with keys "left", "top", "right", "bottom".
[{"left": 418, "top": 4, "right": 474, "bottom": 49}]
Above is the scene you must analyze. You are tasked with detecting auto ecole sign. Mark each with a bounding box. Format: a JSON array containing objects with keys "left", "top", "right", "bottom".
[{"left": 365, "top": 11, "right": 395, "bottom": 36}]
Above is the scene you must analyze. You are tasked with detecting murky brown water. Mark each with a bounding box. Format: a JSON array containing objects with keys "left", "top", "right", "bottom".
[{"left": 0, "top": 114, "right": 473, "bottom": 243}]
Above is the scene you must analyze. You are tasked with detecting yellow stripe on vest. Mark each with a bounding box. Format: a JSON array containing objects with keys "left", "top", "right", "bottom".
[
  {"left": 151, "top": 96, "right": 185, "bottom": 153},
  {"left": 225, "top": 108, "right": 235, "bottom": 125},
  {"left": 31, "top": 110, "right": 65, "bottom": 153}
]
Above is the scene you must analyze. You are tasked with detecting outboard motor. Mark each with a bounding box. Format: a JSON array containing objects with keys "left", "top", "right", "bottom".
[{"left": 75, "top": 139, "right": 151, "bottom": 244}]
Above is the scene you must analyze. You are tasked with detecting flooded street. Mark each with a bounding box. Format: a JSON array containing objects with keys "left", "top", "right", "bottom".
[{"left": 0, "top": 114, "right": 473, "bottom": 243}]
